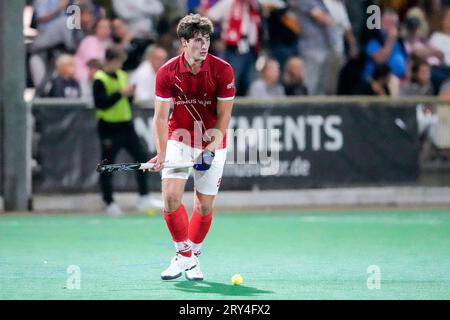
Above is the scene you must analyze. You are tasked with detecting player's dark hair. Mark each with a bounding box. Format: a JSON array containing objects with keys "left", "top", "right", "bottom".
[{"left": 176, "top": 14, "right": 214, "bottom": 40}]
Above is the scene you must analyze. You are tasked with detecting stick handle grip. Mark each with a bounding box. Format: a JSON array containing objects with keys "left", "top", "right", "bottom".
[{"left": 139, "top": 162, "right": 194, "bottom": 170}]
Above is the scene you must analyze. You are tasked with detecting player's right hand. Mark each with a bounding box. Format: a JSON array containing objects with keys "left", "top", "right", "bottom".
[{"left": 148, "top": 154, "right": 165, "bottom": 172}]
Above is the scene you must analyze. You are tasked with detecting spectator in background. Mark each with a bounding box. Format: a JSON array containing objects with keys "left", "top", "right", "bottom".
[
  {"left": 75, "top": 18, "right": 112, "bottom": 82},
  {"left": 403, "top": 14, "right": 443, "bottom": 66},
  {"left": 111, "top": 18, "right": 154, "bottom": 71},
  {"left": 33, "top": 0, "right": 68, "bottom": 32},
  {"left": 30, "top": 2, "right": 95, "bottom": 54},
  {"left": 247, "top": 57, "right": 285, "bottom": 98},
  {"left": 282, "top": 56, "right": 308, "bottom": 96},
  {"left": 323, "top": 0, "right": 358, "bottom": 94},
  {"left": 44, "top": 54, "right": 81, "bottom": 98},
  {"left": 429, "top": 7, "right": 450, "bottom": 93},
  {"left": 206, "top": 0, "right": 262, "bottom": 96},
  {"left": 111, "top": 18, "right": 134, "bottom": 52},
  {"left": 161, "top": 0, "right": 187, "bottom": 21},
  {"left": 323, "top": 0, "right": 358, "bottom": 58},
  {"left": 263, "top": 0, "right": 301, "bottom": 72},
  {"left": 440, "top": 76, "right": 450, "bottom": 98},
  {"left": 400, "top": 59, "right": 438, "bottom": 162},
  {"left": 404, "top": 7, "right": 430, "bottom": 40},
  {"left": 195, "top": 0, "right": 224, "bottom": 58},
  {"left": 362, "top": 8, "right": 408, "bottom": 82},
  {"left": 295, "top": 0, "right": 335, "bottom": 95},
  {"left": 402, "top": 5, "right": 446, "bottom": 95},
  {"left": 111, "top": 0, "right": 164, "bottom": 42},
  {"left": 194, "top": 1, "right": 221, "bottom": 15},
  {"left": 400, "top": 59, "right": 433, "bottom": 96},
  {"left": 130, "top": 45, "right": 168, "bottom": 104},
  {"left": 353, "top": 64, "right": 392, "bottom": 96},
  {"left": 378, "top": 0, "right": 414, "bottom": 20},
  {"left": 93, "top": 47, "right": 162, "bottom": 216},
  {"left": 158, "top": 17, "right": 183, "bottom": 59},
  {"left": 80, "top": 58, "right": 103, "bottom": 103},
  {"left": 343, "top": 0, "right": 368, "bottom": 41},
  {"left": 188, "top": 0, "right": 202, "bottom": 13},
  {"left": 76, "top": 0, "right": 105, "bottom": 20},
  {"left": 29, "top": 2, "right": 95, "bottom": 93},
  {"left": 336, "top": 0, "right": 373, "bottom": 96}
]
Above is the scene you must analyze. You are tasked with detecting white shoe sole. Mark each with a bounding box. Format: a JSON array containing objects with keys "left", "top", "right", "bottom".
[
  {"left": 161, "top": 272, "right": 183, "bottom": 280},
  {"left": 185, "top": 264, "right": 203, "bottom": 281},
  {"left": 161, "top": 257, "right": 199, "bottom": 281},
  {"left": 185, "top": 274, "right": 204, "bottom": 281}
]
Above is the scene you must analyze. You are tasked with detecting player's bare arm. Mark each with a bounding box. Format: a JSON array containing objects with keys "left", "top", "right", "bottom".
[
  {"left": 150, "top": 98, "right": 170, "bottom": 172},
  {"left": 192, "top": 98, "right": 233, "bottom": 171},
  {"left": 205, "top": 99, "right": 234, "bottom": 152}
]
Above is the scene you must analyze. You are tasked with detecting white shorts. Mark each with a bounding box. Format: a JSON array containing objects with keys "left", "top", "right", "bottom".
[{"left": 161, "top": 140, "right": 227, "bottom": 196}]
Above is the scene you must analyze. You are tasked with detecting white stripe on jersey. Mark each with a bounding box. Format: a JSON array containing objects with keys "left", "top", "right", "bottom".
[
  {"left": 156, "top": 96, "right": 172, "bottom": 102},
  {"left": 217, "top": 96, "right": 235, "bottom": 101}
]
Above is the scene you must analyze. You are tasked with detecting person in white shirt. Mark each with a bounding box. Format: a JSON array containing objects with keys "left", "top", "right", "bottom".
[
  {"left": 430, "top": 8, "right": 450, "bottom": 66},
  {"left": 129, "top": 45, "right": 168, "bottom": 104},
  {"left": 247, "top": 57, "right": 285, "bottom": 98},
  {"left": 428, "top": 7, "right": 450, "bottom": 93},
  {"left": 111, "top": 0, "right": 164, "bottom": 41},
  {"left": 80, "top": 58, "right": 103, "bottom": 105},
  {"left": 33, "top": 0, "right": 68, "bottom": 32},
  {"left": 429, "top": 8, "right": 450, "bottom": 66},
  {"left": 322, "top": 0, "right": 358, "bottom": 94},
  {"left": 323, "top": 0, "right": 357, "bottom": 57}
]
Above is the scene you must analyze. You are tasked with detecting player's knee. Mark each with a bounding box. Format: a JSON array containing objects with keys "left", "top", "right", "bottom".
[
  {"left": 164, "top": 194, "right": 182, "bottom": 212},
  {"left": 194, "top": 202, "right": 212, "bottom": 216}
]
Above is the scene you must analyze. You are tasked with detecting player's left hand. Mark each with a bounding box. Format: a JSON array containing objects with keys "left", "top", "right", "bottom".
[{"left": 193, "top": 149, "right": 215, "bottom": 171}]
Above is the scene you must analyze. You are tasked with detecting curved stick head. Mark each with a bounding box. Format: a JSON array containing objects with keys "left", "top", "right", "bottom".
[{"left": 96, "top": 159, "right": 109, "bottom": 173}]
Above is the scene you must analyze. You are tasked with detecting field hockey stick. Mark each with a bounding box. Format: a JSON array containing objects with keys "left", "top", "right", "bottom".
[{"left": 96, "top": 160, "right": 194, "bottom": 173}]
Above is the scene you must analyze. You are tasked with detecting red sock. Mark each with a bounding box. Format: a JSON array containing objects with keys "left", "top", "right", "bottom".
[
  {"left": 164, "top": 204, "right": 191, "bottom": 257},
  {"left": 188, "top": 209, "right": 213, "bottom": 245}
]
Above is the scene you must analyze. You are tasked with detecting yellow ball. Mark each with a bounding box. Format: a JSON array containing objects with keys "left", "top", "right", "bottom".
[
  {"left": 231, "top": 274, "right": 244, "bottom": 286},
  {"left": 146, "top": 209, "right": 156, "bottom": 217}
]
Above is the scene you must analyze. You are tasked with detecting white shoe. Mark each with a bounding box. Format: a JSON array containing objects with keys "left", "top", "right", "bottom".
[
  {"left": 106, "top": 202, "right": 123, "bottom": 217},
  {"left": 161, "top": 254, "right": 197, "bottom": 280},
  {"left": 137, "top": 195, "right": 164, "bottom": 211},
  {"left": 185, "top": 256, "right": 204, "bottom": 281}
]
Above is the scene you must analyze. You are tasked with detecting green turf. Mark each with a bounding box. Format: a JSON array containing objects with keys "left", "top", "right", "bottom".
[{"left": 1, "top": 209, "right": 449, "bottom": 300}]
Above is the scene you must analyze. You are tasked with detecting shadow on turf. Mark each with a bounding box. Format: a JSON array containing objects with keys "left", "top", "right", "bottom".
[{"left": 174, "top": 281, "right": 274, "bottom": 297}]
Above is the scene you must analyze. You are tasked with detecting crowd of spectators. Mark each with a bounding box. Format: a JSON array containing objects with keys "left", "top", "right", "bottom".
[
  {"left": 24, "top": 0, "right": 450, "bottom": 101},
  {"left": 25, "top": 0, "right": 450, "bottom": 164}
]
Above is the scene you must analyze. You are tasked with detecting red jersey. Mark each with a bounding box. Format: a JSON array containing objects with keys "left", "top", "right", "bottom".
[{"left": 155, "top": 53, "right": 235, "bottom": 149}]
